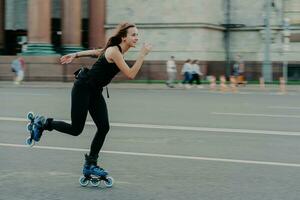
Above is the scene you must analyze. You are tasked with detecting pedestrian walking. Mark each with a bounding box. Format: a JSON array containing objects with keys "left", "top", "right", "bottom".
[
  {"left": 11, "top": 57, "right": 25, "bottom": 85},
  {"left": 166, "top": 56, "right": 177, "bottom": 88}
]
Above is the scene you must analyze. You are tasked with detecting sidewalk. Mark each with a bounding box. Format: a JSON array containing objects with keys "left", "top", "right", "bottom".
[{"left": 0, "top": 81, "right": 300, "bottom": 92}]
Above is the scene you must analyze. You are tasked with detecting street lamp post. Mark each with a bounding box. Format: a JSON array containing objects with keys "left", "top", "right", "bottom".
[
  {"left": 282, "top": 17, "right": 290, "bottom": 81},
  {"left": 263, "top": 0, "right": 273, "bottom": 82}
]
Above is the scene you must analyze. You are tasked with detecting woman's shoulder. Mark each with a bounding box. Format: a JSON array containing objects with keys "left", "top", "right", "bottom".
[
  {"left": 106, "top": 46, "right": 122, "bottom": 57},
  {"left": 107, "top": 46, "right": 117, "bottom": 50},
  {"left": 104, "top": 46, "right": 123, "bottom": 63},
  {"left": 106, "top": 46, "right": 121, "bottom": 52}
]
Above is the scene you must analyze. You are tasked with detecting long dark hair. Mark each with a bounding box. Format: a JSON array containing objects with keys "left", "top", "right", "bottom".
[{"left": 100, "top": 22, "right": 136, "bottom": 55}]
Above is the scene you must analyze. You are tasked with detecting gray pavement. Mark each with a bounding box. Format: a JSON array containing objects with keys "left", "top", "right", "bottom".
[{"left": 0, "top": 83, "right": 300, "bottom": 200}]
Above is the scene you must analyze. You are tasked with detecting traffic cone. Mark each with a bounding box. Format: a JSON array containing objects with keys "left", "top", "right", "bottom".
[
  {"left": 219, "top": 75, "right": 228, "bottom": 92},
  {"left": 230, "top": 76, "right": 238, "bottom": 93},
  {"left": 209, "top": 76, "right": 216, "bottom": 91},
  {"left": 259, "top": 77, "right": 266, "bottom": 90},
  {"left": 279, "top": 77, "right": 287, "bottom": 94}
]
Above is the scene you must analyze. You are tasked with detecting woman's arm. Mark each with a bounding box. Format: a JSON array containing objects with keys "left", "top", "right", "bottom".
[
  {"left": 60, "top": 49, "right": 102, "bottom": 64},
  {"left": 74, "top": 49, "right": 102, "bottom": 58},
  {"left": 107, "top": 43, "right": 152, "bottom": 79}
]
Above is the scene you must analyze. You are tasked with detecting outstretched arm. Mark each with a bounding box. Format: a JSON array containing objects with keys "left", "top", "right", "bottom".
[
  {"left": 108, "top": 43, "right": 152, "bottom": 79},
  {"left": 60, "top": 49, "right": 102, "bottom": 64}
]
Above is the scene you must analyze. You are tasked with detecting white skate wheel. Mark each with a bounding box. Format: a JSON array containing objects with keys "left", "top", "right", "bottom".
[
  {"left": 90, "top": 178, "right": 100, "bottom": 187},
  {"left": 26, "top": 123, "right": 33, "bottom": 132},
  {"left": 79, "top": 176, "right": 89, "bottom": 187},
  {"left": 25, "top": 136, "right": 35, "bottom": 147},
  {"left": 103, "top": 176, "right": 114, "bottom": 188},
  {"left": 27, "top": 112, "right": 34, "bottom": 120}
]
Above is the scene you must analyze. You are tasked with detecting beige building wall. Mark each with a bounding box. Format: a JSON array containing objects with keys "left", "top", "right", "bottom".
[
  {"left": 106, "top": 0, "right": 224, "bottom": 24},
  {"left": 1, "top": 0, "right": 300, "bottom": 81},
  {"left": 106, "top": 0, "right": 300, "bottom": 63},
  {"left": 285, "top": 0, "right": 300, "bottom": 22},
  {"left": 228, "top": 0, "right": 300, "bottom": 63},
  {"left": 3, "top": 0, "right": 300, "bottom": 63},
  {"left": 106, "top": 0, "right": 225, "bottom": 61}
]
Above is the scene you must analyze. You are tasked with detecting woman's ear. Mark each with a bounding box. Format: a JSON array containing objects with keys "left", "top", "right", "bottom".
[{"left": 122, "top": 35, "right": 128, "bottom": 42}]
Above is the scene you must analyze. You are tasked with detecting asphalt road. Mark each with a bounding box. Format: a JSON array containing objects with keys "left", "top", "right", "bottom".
[{"left": 0, "top": 84, "right": 300, "bottom": 200}]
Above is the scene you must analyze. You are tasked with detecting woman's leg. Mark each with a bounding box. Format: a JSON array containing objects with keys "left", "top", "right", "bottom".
[
  {"left": 182, "top": 72, "right": 187, "bottom": 84},
  {"left": 88, "top": 90, "right": 110, "bottom": 158},
  {"left": 195, "top": 74, "right": 200, "bottom": 85},
  {"left": 49, "top": 81, "right": 90, "bottom": 136},
  {"left": 189, "top": 74, "right": 195, "bottom": 85}
]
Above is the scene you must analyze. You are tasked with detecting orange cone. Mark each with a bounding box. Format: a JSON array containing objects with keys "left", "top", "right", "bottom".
[
  {"left": 209, "top": 76, "right": 217, "bottom": 91},
  {"left": 230, "top": 76, "right": 238, "bottom": 93},
  {"left": 279, "top": 77, "right": 287, "bottom": 94},
  {"left": 259, "top": 77, "right": 266, "bottom": 90},
  {"left": 220, "top": 75, "right": 228, "bottom": 92}
]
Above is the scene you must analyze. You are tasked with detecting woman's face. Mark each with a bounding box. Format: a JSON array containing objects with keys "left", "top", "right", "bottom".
[{"left": 123, "top": 27, "right": 139, "bottom": 47}]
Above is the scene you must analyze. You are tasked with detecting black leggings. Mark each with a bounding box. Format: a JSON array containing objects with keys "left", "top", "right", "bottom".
[{"left": 50, "top": 79, "right": 109, "bottom": 157}]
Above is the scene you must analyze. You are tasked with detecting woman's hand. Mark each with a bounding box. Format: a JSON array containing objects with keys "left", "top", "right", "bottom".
[
  {"left": 140, "top": 42, "right": 152, "bottom": 56},
  {"left": 60, "top": 53, "right": 77, "bottom": 64}
]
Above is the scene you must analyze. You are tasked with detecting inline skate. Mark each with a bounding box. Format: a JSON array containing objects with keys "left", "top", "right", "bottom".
[
  {"left": 25, "top": 112, "right": 46, "bottom": 146},
  {"left": 79, "top": 154, "right": 114, "bottom": 188}
]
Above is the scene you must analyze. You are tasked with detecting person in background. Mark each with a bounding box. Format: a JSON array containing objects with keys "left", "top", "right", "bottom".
[
  {"left": 181, "top": 59, "right": 192, "bottom": 89},
  {"left": 166, "top": 56, "right": 177, "bottom": 88},
  {"left": 11, "top": 57, "right": 25, "bottom": 85},
  {"left": 189, "top": 60, "right": 203, "bottom": 88},
  {"left": 234, "top": 54, "right": 246, "bottom": 86}
]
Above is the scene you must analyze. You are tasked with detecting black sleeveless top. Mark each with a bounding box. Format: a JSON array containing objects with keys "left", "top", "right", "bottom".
[{"left": 87, "top": 46, "right": 121, "bottom": 88}]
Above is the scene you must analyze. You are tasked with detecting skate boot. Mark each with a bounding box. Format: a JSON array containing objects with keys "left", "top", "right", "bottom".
[
  {"left": 25, "top": 112, "right": 52, "bottom": 146},
  {"left": 79, "top": 154, "right": 114, "bottom": 188}
]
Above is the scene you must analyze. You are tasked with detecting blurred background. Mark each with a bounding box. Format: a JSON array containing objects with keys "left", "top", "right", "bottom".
[{"left": 0, "top": 0, "right": 300, "bottom": 84}]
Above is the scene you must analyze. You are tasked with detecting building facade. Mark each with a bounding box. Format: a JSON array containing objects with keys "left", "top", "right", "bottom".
[{"left": 0, "top": 0, "right": 299, "bottom": 82}]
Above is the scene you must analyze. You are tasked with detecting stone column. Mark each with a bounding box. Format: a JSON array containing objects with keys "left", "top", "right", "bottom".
[
  {"left": 89, "top": 0, "right": 106, "bottom": 49},
  {"left": 23, "top": 0, "right": 56, "bottom": 55},
  {"left": 61, "top": 0, "right": 84, "bottom": 54},
  {"left": 0, "top": 0, "right": 5, "bottom": 54}
]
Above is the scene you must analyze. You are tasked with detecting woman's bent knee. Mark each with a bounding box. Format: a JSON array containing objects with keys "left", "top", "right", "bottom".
[
  {"left": 104, "top": 124, "right": 110, "bottom": 133},
  {"left": 72, "top": 128, "right": 83, "bottom": 136},
  {"left": 101, "top": 124, "right": 110, "bottom": 135}
]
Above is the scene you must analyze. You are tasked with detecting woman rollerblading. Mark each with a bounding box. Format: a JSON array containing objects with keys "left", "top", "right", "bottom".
[{"left": 26, "top": 22, "right": 152, "bottom": 187}]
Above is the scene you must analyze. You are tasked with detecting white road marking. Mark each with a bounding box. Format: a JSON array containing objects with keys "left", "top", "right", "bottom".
[
  {"left": 212, "top": 112, "right": 300, "bottom": 119},
  {"left": 0, "top": 117, "right": 26, "bottom": 122},
  {"left": 0, "top": 116, "right": 299, "bottom": 136},
  {"left": 0, "top": 142, "right": 299, "bottom": 168},
  {"left": 268, "top": 106, "right": 300, "bottom": 110},
  {"left": 110, "top": 122, "right": 300, "bottom": 136},
  {"left": 0, "top": 92, "right": 50, "bottom": 96}
]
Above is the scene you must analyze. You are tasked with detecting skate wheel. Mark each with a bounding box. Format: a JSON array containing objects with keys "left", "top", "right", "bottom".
[
  {"left": 27, "top": 112, "right": 34, "bottom": 120},
  {"left": 90, "top": 178, "right": 100, "bottom": 187},
  {"left": 79, "top": 176, "right": 89, "bottom": 187},
  {"left": 25, "top": 136, "right": 35, "bottom": 147},
  {"left": 26, "top": 123, "right": 33, "bottom": 132},
  {"left": 103, "top": 176, "right": 114, "bottom": 188}
]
